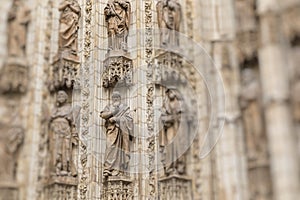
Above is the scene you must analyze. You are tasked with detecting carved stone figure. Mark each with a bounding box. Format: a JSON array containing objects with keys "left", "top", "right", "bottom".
[
  {"left": 240, "top": 68, "right": 266, "bottom": 162},
  {"left": 58, "top": 0, "right": 81, "bottom": 59},
  {"left": 157, "top": 0, "right": 182, "bottom": 47},
  {"left": 100, "top": 91, "right": 133, "bottom": 177},
  {"left": 49, "top": 90, "right": 79, "bottom": 176},
  {"left": 104, "top": 0, "right": 131, "bottom": 52},
  {"left": 0, "top": 0, "right": 30, "bottom": 93},
  {"left": 0, "top": 127, "right": 24, "bottom": 182},
  {"left": 7, "top": 0, "right": 30, "bottom": 58},
  {"left": 159, "top": 88, "right": 190, "bottom": 176}
]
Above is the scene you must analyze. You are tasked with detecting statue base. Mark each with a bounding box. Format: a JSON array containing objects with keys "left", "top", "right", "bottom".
[
  {"left": 102, "top": 176, "right": 133, "bottom": 200},
  {"left": 43, "top": 176, "right": 78, "bottom": 199},
  {"left": 0, "top": 57, "right": 28, "bottom": 94},
  {"left": 0, "top": 182, "right": 19, "bottom": 200},
  {"left": 49, "top": 55, "right": 80, "bottom": 92},
  {"left": 102, "top": 54, "right": 133, "bottom": 88},
  {"left": 158, "top": 174, "right": 193, "bottom": 200}
]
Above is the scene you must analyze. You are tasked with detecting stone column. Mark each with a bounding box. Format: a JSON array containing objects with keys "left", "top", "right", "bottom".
[{"left": 257, "top": 0, "right": 300, "bottom": 199}]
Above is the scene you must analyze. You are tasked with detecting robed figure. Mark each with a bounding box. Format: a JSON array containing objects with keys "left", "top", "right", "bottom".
[
  {"left": 104, "top": 0, "right": 131, "bottom": 52},
  {"left": 159, "top": 88, "right": 191, "bottom": 176},
  {"left": 58, "top": 0, "right": 81, "bottom": 58},
  {"left": 7, "top": 0, "right": 30, "bottom": 57},
  {"left": 157, "top": 0, "right": 182, "bottom": 47},
  {"left": 49, "top": 90, "right": 79, "bottom": 176},
  {"left": 100, "top": 92, "right": 133, "bottom": 177}
]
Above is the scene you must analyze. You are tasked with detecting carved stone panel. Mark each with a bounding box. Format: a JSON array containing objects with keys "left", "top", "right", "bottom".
[
  {"left": 102, "top": 56, "right": 133, "bottom": 89},
  {"left": 102, "top": 176, "right": 133, "bottom": 200},
  {"left": 44, "top": 176, "right": 78, "bottom": 200}
]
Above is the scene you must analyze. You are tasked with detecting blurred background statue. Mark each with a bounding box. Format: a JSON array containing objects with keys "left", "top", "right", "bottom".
[
  {"left": 7, "top": 0, "right": 30, "bottom": 58},
  {"left": 159, "top": 88, "right": 191, "bottom": 176},
  {"left": 157, "top": 0, "right": 182, "bottom": 48}
]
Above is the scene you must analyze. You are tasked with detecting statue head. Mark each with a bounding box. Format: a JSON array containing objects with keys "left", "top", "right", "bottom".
[
  {"left": 56, "top": 90, "right": 68, "bottom": 105},
  {"left": 166, "top": 87, "right": 182, "bottom": 101},
  {"left": 112, "top": 91, "right": 122, "bottom": 106}
]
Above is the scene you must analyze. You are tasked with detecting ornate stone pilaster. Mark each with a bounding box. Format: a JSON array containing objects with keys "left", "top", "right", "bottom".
[
  {"left": 102, "top": 176, "right": 133, "bottom": 200},
  {"left": 158, "top": 175, "right": 193, "bottom": 200}
]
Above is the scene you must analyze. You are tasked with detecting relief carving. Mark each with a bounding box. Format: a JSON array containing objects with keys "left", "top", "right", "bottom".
[
  {"left": 100, "top": 91, "right": 134, "bottom": 177},
  {"left": 104, "top": 0, "right": 131, "bottom": 53},
  {"left": 0, "top": 0, "right": 30, "bottom": 94},
  {"left": 0, "top": 126, "right": 24, "bottom": 183},
  {"left": 159, "top": 88, "right": 191, "bottom": 176},
  {"left": 157, "top": 0, "right": 182, "bottom": 48},
  {"left": 49, "top": 90, "right": 80, "bottom": 177}
]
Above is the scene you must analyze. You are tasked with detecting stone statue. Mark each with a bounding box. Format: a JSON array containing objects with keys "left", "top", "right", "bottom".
[
  {"left": 159, "top": 87, "right": 190, "bottom": 176},
  {"left": 58, "top": 0, "right": 81, "bottom": 59},
  {"left": 100, "top": 91, "right": 133, "bottom": 177},
  {"left": 104, "top": 0, "right": 131, "bottom": 52},
  {"left": 0, "top": 127, "right": 24, "bottom": 182},
  {"left": 156, "top": 0, "right": 182, "bottom": 47},
  {"left": 7, "top": 0, "right": 30, "bottom": 57},
  {"left": 49, "top": 90, "right": 79, "bottom": 176},
  {"left": 240, "top": 68, "right": 266, "bottom": 161}
]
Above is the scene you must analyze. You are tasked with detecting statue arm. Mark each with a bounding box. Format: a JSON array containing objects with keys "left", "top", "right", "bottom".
[
  {"left": 70, "top": 3, "right": 81, "bottom": 14},
  {"left": 59, "top": 1, "right": 71, "bottom": 11}
]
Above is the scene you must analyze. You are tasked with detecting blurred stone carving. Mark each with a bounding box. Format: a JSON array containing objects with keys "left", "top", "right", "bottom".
[
  {"left": 104, "top": 0, "right": 131, "bottom": 52},
  {"left": 49, "top": 90, "right": 80, "bottom": 176},
  {"left": 159, "top": 87, "right": 191, "bottom": 176},
  {"left": 292, "top": 69, "right": 300, "bottom": 123},
  {"left": 240, "top": 68, "right": 267, "bottom": 162},
  {"left": 49, "top": 0, "right": 81, "bottom": 92},
  {"left": 0, "top": 127, "right": 24, "bottom": 182},
  {"left": 100, "top": 91, "right": 133, "bottom": 177},
  {"left": 157, "top": 0, "right": 182, "bottom": 47},
  {"left": 0, "top": 0, "right": 30, "bottom": 94}
]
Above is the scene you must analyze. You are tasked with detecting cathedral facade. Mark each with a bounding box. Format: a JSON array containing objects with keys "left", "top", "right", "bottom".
[{"left": 0, "top": 0, "right": 299, "bottom": 199}]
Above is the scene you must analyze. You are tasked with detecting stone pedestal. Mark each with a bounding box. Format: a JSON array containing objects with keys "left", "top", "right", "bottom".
[
  {"left": 49, "top": 56, "right": 80, "bottom": 92},
  {"left": 43, "top": 176, "right": 78, "bottom": 200},
  {"left": 0, "top": 182, "right": 19, "bottom": 200},
  {"left": 0, "top": 57, "right": 28, "bottom": 94},
  {"left": 102, "top": 176, "right": 133, "bottom": 200},
  {"left": 102, "top": 53, "right": 133, "bottom": 89},
  {"left": 158, "top": 174, "right": 193, "bottom": 200}
]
